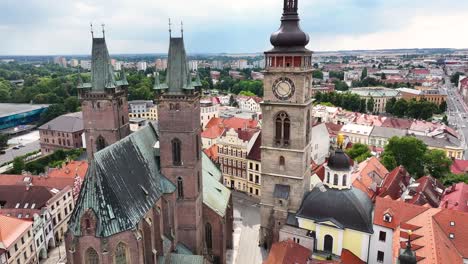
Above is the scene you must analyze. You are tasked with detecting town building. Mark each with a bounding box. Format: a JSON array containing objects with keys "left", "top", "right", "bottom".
[
  {"left": 39, "top": 112, "right": 84, "bottom": 154},
  {"left": 0, "top": 216, "right": 36, "bottom": 264},
  {"left": 80, "top": 60, "right": 91, "bottom": 70},
  {"left": 200, "top": 99, "right": 220, "bottom": 128},
  {"left": 137, "top": 61, "right": 147, "bottom": 71},
  {"left": 260, "top": 0, "right": 314, "bottom": 247},
  {"left": 369, "top": 125, "right": 407, "bottom": 148},
  {"left": 128, "top": 100, "right": 158, "bottom": 120},
  {"left": 310, "top": 123, "right": 330, "bottom": 165},
  {"left": 218, "top": 127, "right": 260, "bottom": 192},
  {"left": 264, "top": 239, "right": 311, "bottom": 264},
  {"left": 66, "top": 30, "right": 233, "bottom": 263},
  {"left": 450, "top": 159, "right": 468, "bottom": 175},
  {"left": 396, "top": 87, "right": 447, "bottom": 106},
  {"left": 246, "top": 133, "right": 262, "bottom": 197},
  {"left": 414, "top": 134, "right": 463, "bottom": 159},
  {"left": 0, "top": 103, "right": 48, "bottom": 131},
  {"left": 349, "top": 87, "right": 401, "bottom": 113},
  {"left": 77, "top": 34, "right": 130, "bottom": 159},
  {"left": 351, "top": 156, "right": 389, "bottom": 200},
  {"left": 236, "top": 96, "right": 262, "bottom": 112},
  {"left": 201, "top": 116, "right": 259, "bottom": 149},
  {"left": 155, "top": 58, "right": 168, "bottom": 71},
  {"left": 340, "top": 123, "right": 373, "bottom": 145},
  {"left": 440, "top": 183, "right": 468, "bottom": 213}
]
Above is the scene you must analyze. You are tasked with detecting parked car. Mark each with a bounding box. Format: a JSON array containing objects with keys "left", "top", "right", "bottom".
[
  {"left": 0, "top": 150, "right": 6, "bottom": 155},
  {"left": 12, "top": 146, "right": 20, "bottom": 150}
]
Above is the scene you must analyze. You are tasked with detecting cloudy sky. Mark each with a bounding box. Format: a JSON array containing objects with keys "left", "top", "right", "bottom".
[{"left": 1, "top": 0, "right": 468, "bottom": 55}]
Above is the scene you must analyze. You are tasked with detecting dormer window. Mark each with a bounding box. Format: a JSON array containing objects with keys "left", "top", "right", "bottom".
[
  {"left": 450, "top": 221, "right": 455, "bottom": 226},
  {"left": 449, "top": 233, "right": 455, "bottom": 239},
  {"left": 383, "top": 214, "right": 392, "bottom": 223}
]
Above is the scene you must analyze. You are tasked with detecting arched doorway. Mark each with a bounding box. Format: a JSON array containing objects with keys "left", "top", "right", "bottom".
[
  {"left": 47, "top": 238, "right": 55, "bottom": 251},
  {"left": 39, "top": 248, "right": 47, "bottom": 260},
  {"left": 324, "top": 235, "right": 333, "bottom": 253}
]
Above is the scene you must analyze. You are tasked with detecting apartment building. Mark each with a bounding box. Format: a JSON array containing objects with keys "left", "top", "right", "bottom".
[
  {"left": 0, "top": 216, "right": 36, "bottom": 264},
  {"left": 246, "top": 133, "right": 261, "bottom": 197}
]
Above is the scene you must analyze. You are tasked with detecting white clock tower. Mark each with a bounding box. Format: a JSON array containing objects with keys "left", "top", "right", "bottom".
[{"left": 259, "top": 0, "right": 314, "bottom": 248}]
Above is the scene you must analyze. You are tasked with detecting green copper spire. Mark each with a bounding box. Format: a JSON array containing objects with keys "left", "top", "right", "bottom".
[
  {"left": 90, "top": 36, "right": 116, "bottom": 90},
  {"left": 165, "top": 37, "right": 192, "bottom": 93}
]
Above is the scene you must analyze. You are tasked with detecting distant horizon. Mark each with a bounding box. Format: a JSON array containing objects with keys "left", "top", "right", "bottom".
[{"left": 1, "top": 47, "right": 468, "bottom": 58}]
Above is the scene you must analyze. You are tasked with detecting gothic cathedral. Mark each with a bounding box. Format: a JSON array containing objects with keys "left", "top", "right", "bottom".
[{"left": 259, "top": 0, "right": 314, "bottom": 248}]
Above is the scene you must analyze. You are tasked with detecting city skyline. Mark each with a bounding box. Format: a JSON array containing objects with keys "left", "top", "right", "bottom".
[{"left": 1, "top": 0, "right": 468, "bottom": 55}]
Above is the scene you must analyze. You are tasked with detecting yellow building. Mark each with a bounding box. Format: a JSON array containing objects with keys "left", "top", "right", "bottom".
[
  {"left": 280, "top": 149, "right": 373, "bottom": 262},
  {"left": 128, "top": 105, "right": 158, "bottom": 120},
  {"left": 0, "top": 215, "right": 36, "bottom": 264},
  {"left": 218, "top": 128, "right": 260, "bottom": 193},
  {"left": 415, "top": 134, "right": 464, "bottom": 160}
]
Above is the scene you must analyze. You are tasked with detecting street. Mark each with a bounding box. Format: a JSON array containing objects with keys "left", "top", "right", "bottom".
[
  {"left": 227, "top": 191, "right": 267, "bottom": 264},
  {"left": 443, "top": 76, "right": 468, "bottom": 159},
  {"left": 0, "top": 140, "right": 40, "bottom": 165},
  {"left": 40, "top": 243, "right": 66, "bottom": 264}
]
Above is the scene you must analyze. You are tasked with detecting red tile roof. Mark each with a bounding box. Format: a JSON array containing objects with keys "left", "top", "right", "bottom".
[
  {"left": 264, "top": 239, "right": 312, "bottom": 264},
  {"left": 351, "top": 157, "right": 389, "bottom": 199},
  {"left": 0, "top": 215, "right": 32, "bottom": 248},
  {"left": 203, "top": 144, "right": 219, "bottom": 161},
  {"left": 0, "top": 174, "right": 74, "bottom": 191},
  {"left": 201, "top": 125, "right": 225, "bottom": 139},
  {"left": 340, "top": 249, "right": 365, "bottom": 264},
  {"left": 450, "top": 159, "right": 468, "bottom": 175},
  {"left": 247, "top": 133, "right": 261, "bottom": 161},
  {"left": 411, "top": 69, "right": 430, "bottom": 75},
  {"left": 381, "top": 118, "right": 413, "bottom": 130},
  {"left": 433, "top": 208, "right": 468, "bottom": 258},
  {"left": 405, "top": 176, "right": 445, "bottom": 208},
  {"left": 439, "top": 183, "right": 468, "bottom": 213},
  {"left": 378, "top": 166, "right": 412, "bottom": 200},
  {"left": 325, "top": 123, "right": 343, "bottom": 136},
  {"left": 47, "top": 161, "right": 88, "bottom": 180},
  {"left": 374, "top": 197, "right": 429, "bottom": 230}
]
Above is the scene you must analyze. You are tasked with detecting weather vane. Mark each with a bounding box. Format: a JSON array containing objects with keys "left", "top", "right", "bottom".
[
  {"left": 181, "top": 21, "right": 184, "bottom": 38},
  {"left": 90, "top": 23, "right": 94, "bottom": 38},
  {"left": 102, "top": 24, "right": 105, "bottom": 38}
]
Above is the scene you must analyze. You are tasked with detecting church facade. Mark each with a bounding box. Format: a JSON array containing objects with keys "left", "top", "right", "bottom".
[{"left": 66, "top": 31, "right": 232, "bottom": 264}]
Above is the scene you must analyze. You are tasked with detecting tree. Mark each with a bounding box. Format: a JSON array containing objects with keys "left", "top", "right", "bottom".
[
  {"left": 367, "top": 97, "right": 375, "bottom": 113},
  {"left": 381, "top": 136, "right": 427, "bottom": 177},
  {"left": 361, "top": 67, "right": 368, "bottom": 81},
  {"left": 312, "top": 70, "right": 324, "bottom": 80},
  {"left": 386, "top": 97, "right": 397, "bottom": 114},
  {"left": 423, "top": 149, "right": 452, "bottom": 179},
  {"left": 346, "top": 143, "right": 372, "bottom": 163},
  {"left": 450, "top": 72, "right": 464, "bottom": 85},
  {"left": 438, "top": 101, "right": 447, "bottom": 114},
  {"left": 392, "top": 99, "right": 408, "bottom": 117},
  {"left": 12, "top": 157, "right": 25, "bottom": 174},
  {"left": 381, "top": 73, "right": 387, "bottom": 80},
  {"left": 441, "top": 173, "right": 468, "bottom": 186},
  {"left": 442, "top": 115, "right": 448, "bottom": 125},
  {"left": 0, "top": 134, "right": 8, "bottom": 150},
  {"left": 333, "top": 80, "right": 349, "bottom": 91},
  {"left": 39, "top": 104, "right": 66, "bottom": 125},
  {"left": 64, "top": 96, "right": 80, "bottom": 113},
  {"left": 229, "top": 95, "right": 237, "bottom": 107},
  {"left": 239, "top": 90, "right": 256, "bottom": 96}
]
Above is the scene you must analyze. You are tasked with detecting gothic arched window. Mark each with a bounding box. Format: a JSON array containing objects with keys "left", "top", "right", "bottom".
[
  {"left": 96, "top": 136, "right": 106, "bottom": 152},
  {"left": 279, "top": 156, "right": 285, "bottom": 166},
  {"left": 333, "top": 174, "right": 339, "bottom": 186},
  {"left": 275, "top": 112, "right": 291, "bottom": 146},
  {"left": 114, "top": 243, "right": 128, "bottom": 264},
  {"left": 205, "top": 223, "right": 212, "bottom": 251},
  {"left": 172, "top": 138, "right": 182, "bottom": 166},
  {"left": 177, "top": 177, "right": 184, "bottom": 199},
  {"left": 85, "top": 247, "right": 99, "bottom": 264},
  {"left": 342, "top": 174, "right": 347, "bottom": 186}
]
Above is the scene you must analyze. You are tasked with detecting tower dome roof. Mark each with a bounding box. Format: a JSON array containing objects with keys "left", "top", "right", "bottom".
[
  {"left": 269, "top": 0, "right": 310, "bottom": 52},
  {"left": 327, "top": 149, "right": 352, "bottom": 171}
]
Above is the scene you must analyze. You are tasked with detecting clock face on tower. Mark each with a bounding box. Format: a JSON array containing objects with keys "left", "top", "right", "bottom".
[{"left": 273, "top": 77, "right": 295, "bottom": 101}]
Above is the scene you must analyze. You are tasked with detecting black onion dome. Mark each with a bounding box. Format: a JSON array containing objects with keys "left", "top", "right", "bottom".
[
  {"left": 327, "top": 149, "right": 352, "bottom": 171},
  {"left": 269, "top": 0, "right": 310, "bottom": 50}
]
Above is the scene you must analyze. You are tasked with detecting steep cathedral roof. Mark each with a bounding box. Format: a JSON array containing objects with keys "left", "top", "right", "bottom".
[
  {"left": 78, "top": 36, "right": 128, "bottom": 91},
  {"left": 154, "top": 36, "right": 201, "bottom": 93},
  {"left": 68, "top": 123, "right": 231, "bottom": 237},
  {"left": 68, "top": 124, "right": 175, "bottom": 237}
]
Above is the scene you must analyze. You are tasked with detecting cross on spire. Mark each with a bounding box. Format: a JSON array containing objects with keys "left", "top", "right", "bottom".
[
  {"left": 168, "top": 18, "right": 172, "bottom": 38},
  {"left": 90, "top": 23, "right": 94, "bottom": 38}
]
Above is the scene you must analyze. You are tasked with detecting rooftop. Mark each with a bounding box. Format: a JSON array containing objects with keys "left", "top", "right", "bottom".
[
  {"left": 0, "top": 103, "right": 49, "bottom": 119},
  {"left": 0, "top": 215, "right": 32, "bottom": 249},
  {"left": 39, "top": 112, "right": 83, "bottom": 133},
  {"left": 350, "top": 87, "right": 401, "bottom": 97},
  {"left": 264, "top": 239, "right": 312, "bottom": 264}
]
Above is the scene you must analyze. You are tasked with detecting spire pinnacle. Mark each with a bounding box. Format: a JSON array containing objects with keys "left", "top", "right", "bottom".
[
  {"left": 181, "top": 21, "right": 184, "bottom": 38},
  {"left": 90, "top": 23, "right": 94, "bottom": 38},
  {"left": 168, "top": 18, "right": 172, "bottom": 38},
  {"left": 101, "top": 24, "right": 105, "bottom": 38}
]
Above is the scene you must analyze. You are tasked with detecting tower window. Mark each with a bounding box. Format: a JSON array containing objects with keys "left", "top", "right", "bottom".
[
  {"left": 306, "top": 109, "right": 311, "bottom": 142},
  {"left": 177, "top": 177, "right": 184, "bottom": 199},
  {"left": 342, "top": 174, "right": 347, "bottom": 186},
  {"left": 196, "top": 135, "right": 200, "bottom": 160},
  {"left": 172, "top": 138, "right": 182, "bottom": 166},
  {"left": 205, "top": 223, "right": 212, "bottom": 251},
  {"left": 326, "top": 172, "right": 330, "bottom": 184},
  {"left": 333, "top": 174, "right": 338, "bottom": 186},
  {"left": 275, "top": 112, "right": 290, "bottom": 146},
  {"left": 85, "top": 247, "right": 99, "bottom": 264},
  {"left": 279, "top": 156, "right": 285, "bottom": 167},
  {"left": 96, "top": 136, "right": 106, "bottom": 152}
]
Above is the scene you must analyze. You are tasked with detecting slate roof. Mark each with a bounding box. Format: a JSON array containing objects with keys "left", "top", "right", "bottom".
[
  {"left": 68, "top": 123, "right": 176, "bottom": 237},
  {"left": 0, "top": 185, "right": 53, "bottom": 210},
  {"left": 203, "top": 153, "right": 231, "bottom": 217},
  {"left": 297, "top": 187, "right": 374, "bottom": 234},
  {"left": 327, "top": 149, "right": 352, "bottom": 171},
  {"left": 370, "top": 126, "right": 407, "bottom": 139},
  {"left": 39, "top": 112, "right": 83, "bottom": 132},
  {"left": 414, "top": 134, "right": 461, "bottom": 149}
]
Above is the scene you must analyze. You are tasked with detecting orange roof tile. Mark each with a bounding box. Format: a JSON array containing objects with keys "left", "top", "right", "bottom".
[
  {"left": 201, "top": 125, "right": 225, "bottom": 139},
  {"left": 203, "top": 144, "right": 219, "bottom": 161},
  {"left": 47, "top": 161, "right": 88, "bottom": 181},
  {"left": 433, "top": 209, "right": 468, "bottom": 258},
  {"left": 374, "top": 197, "right": 429, "bottom": 230},
  {"left": 378, "top": 166, "right": 412, "bottom": 200},
  {"left": 264, "top": 239, "right": 311, "bottom": 264},
  {"left": 440, "top": 183, "right": 468, "bottom": 213},
  {"left": 351, "top": 157, "right": 389, "bottom": 199},
  {"left": 340, "top": 249, "right": 365, "bottom": 264},
  {"left": 0, "top": 215, "right": 32, "bottom": 248}
]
